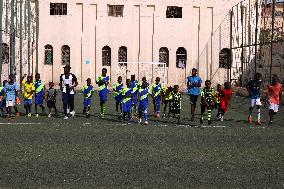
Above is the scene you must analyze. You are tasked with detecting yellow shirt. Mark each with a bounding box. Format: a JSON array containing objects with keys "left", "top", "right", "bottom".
[{"left": 22, "top": 80, "right": 35, "bottom": 99}]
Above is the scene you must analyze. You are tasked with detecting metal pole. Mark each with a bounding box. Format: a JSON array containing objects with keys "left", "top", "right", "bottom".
[
  {"left": 270, "top": 0, "right": 275, "bottom": 84},
  {"left": 27, "top": 0, "right": 31, "bottom": 75},
  {"left": 20, "top": 0, "right": 23, "bottom": 81},
  {"left": 241, "top": 2, "right": 244, "bottom": 86},
  {"left": 5, "top": 0, "right": 8, "bottom": 32},
  {"left": 10, "top": 0, "right": 15, "bottom": 75},
  {"left": 35, "top": 0, "right": 39, "bottom": 74},
  {"left": 14, "top": 0, "right": 18, "bottom": 77},
  {"left": 229, "top": 10, "right": 233, "bottom": 82},
  {"left": 0, "top": 0, "right": 3, "bottom": 83},
  {"left": 254, "top": 0, "right": 259, "bottom": 77}
]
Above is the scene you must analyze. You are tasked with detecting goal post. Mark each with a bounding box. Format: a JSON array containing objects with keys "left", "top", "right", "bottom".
[{"left": 116, "top": 62, "right": 168, "bottom": 85}]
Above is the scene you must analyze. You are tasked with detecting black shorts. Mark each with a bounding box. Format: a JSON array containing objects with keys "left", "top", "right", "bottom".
[
  {"left": 47, "top": 101, "right": 56, "bottom": 108},
  {"left": 189, "top": 95, "right": 199, "bottom": 105}
]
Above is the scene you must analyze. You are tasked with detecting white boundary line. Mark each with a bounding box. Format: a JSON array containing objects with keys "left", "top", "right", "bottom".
[{"left": 0, "top": 122, "right": 43, "bottom": 125}]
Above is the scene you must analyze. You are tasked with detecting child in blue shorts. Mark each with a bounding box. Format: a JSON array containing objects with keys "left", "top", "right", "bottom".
[
  {"left": 138, "top": 81, "right": 150, "bottom": 125},
  {"left": 122, "top": 79, "right": 133, "bottom": 124},
  {"left": 34, "top": 73, "right": 45, "bottom": 117},
  {"left": 81, "top": 78, "right": 94, "bottom": 118},
  {"left": 96, "top": 68, "right": 109, "bottom": 118},
  {"left": 113, "top": 76, "right": 123, "bottom": 115},
  {"left": 22, "top": 75, "right": 35, "bottom": 117}
]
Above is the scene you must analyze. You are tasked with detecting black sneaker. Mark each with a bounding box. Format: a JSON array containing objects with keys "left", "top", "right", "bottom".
[
  {"left": 200, "top": 118, "right": 203, "bottom": 124},
  {"left": 269, "top": 121, "right": 273, "bottom": 125},
  {"left": 208, "top": 120, "right": 212, "bottom": 125}
]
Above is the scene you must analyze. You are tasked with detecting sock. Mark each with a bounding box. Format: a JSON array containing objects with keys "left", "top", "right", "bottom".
[
  {"left": 208, "top": 109, "right": 212, "bottom": 121},
  {"left": 144, "top": 112, "right": 148, "bottom": 121},
  {"left": 83, "top": 107, "right": 87, "bottom": 113},
  {"left": 257, "top": 108, "right": 261, "bottom": 121},
  {"left": 249, "top": 107, "right": 253, "bottom": 117}
]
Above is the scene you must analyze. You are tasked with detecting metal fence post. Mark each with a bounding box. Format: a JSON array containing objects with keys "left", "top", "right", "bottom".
[
  {"left": 0, "top": 0, "right": 3, "bottom": 83},
  {"left": 270, "top": 0, "right": 275, "bottom": 84}
]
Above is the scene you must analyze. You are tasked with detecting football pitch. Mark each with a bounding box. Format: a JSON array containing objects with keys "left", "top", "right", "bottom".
[{"left": 0, "top": 93, "right": 283, "bottom": 188}]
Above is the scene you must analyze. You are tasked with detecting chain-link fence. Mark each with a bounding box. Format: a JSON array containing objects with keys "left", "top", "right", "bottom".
[{"left": 0, "top": 0, "right": 38, "bottom": 83}]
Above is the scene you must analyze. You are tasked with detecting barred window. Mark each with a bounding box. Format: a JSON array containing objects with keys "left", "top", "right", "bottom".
[
  {"left": 102, "top": 46, "right": 111, "bottom": 66},
  {"left": 50, "top": 3, "right": 67, "bottom": 15},
  {"left": 176, "top": 47, "right": 187, "bottom": 68},
  {"left": 44, "top": 44, "right": 53, "bottom": 65},
  {"left": 118, "top": 46, "right": 127, "bottom": 66},
  {"left": 108, "top": 5, "right": 124, "bottom": 17},
  {"left": 62, "top": 45, "right": 70, "bottom": 66},
  {"left": 159, "top": 47, "right": 169, "bottom": 67},
  {"left": 1, "top": 43, "right": 9, "bottom": 64},
  {"left": 219, "top": 48, "right": 232, "bottom": 69},
  {"left": 166, "top": 6, "right": 182, "bottom": 18}
]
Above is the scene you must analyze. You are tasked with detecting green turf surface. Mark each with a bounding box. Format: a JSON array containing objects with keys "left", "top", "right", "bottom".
[{"left": 0, "top": 92, "right": 283, "bottom": 188}]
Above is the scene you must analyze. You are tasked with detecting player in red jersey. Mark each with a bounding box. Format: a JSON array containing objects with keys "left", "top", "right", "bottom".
[{"left": 219, "top": 82, "right": 233, "bottom": 122}]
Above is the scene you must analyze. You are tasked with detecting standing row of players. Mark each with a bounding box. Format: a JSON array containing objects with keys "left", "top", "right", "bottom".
[{"left": 0, "top": 66, "right": 282, "bottom": 125}]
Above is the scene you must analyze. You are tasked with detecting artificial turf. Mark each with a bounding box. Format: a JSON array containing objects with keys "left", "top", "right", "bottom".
[{"left": 0, "top": 92, "right": 283, "bottom": 188}]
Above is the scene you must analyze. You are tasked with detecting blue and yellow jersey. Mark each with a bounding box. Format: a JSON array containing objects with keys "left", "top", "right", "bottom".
[
  {"left": 122, "top": 87, "right": 132, "bottom": 104},
  {"left": 22, "top": 80, "right": 35, "bottom": 100},
  {"left": 0, "top": 86, "right": 4, "bottom": 97},
  {"left": 113, "top": 82, "right": 123, "bottom": 97},
  {"left": 81, "top": 84, "right": 94, "bottom": 99},
  {"left": 131, "top": 80, "right": 139, "bottom": 96},
  {"left": 163, "top": 87, "right": 173, "bottom": 101},
  {"left": 34, "top": 80, "right": 45, "bottom": 96},
  {"left": 96, "top": 75, "right": 109, "bottom": 93},
  {"left": 152, "top": 83, "right": 162, "bottom": 98},
  {"left": 139, "top": 87, "right": 150, "bottom": 105}
]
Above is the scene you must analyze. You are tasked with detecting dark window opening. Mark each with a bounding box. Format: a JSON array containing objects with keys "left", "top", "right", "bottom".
[
  {"left": 159, "top": 47, "right": 169, "bottom": 67},
  {"left": 176, "top": 47, "right": 187, "bottom": 68},
  {"left": 219, "top": 48, "right": 232, "bottom": 69},
  {"left": 166, "top": 6, "right": 182, "bottom": 18},
  {"left": 62, "top": 45, "right": 70, "bottom": 66},
  {"left": 1, "top": 43, "right": 9, "bottom": 64},
  {"left": 118, "top": 46, "right": 127, "bottom": 66},
  {"left": 44, "top": 44, "right": 53, "bottom": 65},
  {"left": 50, "top": 3, "right": 67, "bottom": 15},
  {"left": 108, "top": 5, "right": 124, "bottom": 17},
  {"left": 102, "top": 46, "right": 111, "bottom": 66}
]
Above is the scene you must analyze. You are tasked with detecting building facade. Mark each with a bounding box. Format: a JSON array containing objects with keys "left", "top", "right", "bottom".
[{"left": 37, "top": 0, "right": 241, "bottom": 88}]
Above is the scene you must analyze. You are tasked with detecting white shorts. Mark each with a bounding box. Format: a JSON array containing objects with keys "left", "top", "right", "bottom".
[
  {"left": 6, "top": 100, "right": 15, "bottom": 107},
  {"left": 269, "top": 103, "right": 279, "bottom": 112},
  {"left": 251, "top": 98, "right": 262, "bottom": 107}
]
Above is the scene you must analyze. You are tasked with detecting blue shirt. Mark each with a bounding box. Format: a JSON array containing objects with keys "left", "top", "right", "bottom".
[
  {"left": 247, "top": 79, "right": 261, "bottom": 99},
  {"left": 187, "top": 76, "right": 202, "bottom": 95},
  {"left": 4, "top": 82, "right": 19, "bottom": 101},
  {"left": 34, "top": 80, "right": 45, "bottom": 97},
  {"left": 131, "top": 80, "right": 139, "bottom": 98},
  {"left": 139, "top": 88, "right": 149, "bottom": 105}
]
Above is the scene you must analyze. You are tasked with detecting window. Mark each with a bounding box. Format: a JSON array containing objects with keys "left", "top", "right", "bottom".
[
  {"left": 118, "top": 46, "right": 127, "bottom": 66},
  {"left": 166, "top": 6, "right": 182, "bottom": 18},
  {"left": 102, "top": 46, "right": 111, "bottom": 66},
  {"left": 50, "top": 3, "right": 67, "bottom": 15},
  {"left": 1, "top": 43, "right": 9, "bottom": 64},
  {"left": 62, "top": 45, "right": 70, "bottom": 66},
  {"left": 159, "top": 47, "right": 169, "bottom": 67},
  {"left": 219, "top": 48, "right": 232, "bottom": 69},
  {"left": 44, "top": 44, "right": 53, "bottom": 65},
  {"left": 176, "top": 47, "right": 187, "bottom": 68},
  {"left": 108, "top": 5, "right": 124, "bottom": 17}
]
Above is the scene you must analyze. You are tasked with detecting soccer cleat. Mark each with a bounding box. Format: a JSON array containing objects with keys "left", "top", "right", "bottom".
[
  {"left": 162, "top": 114, "right": 166, "bottom": 118},
  {"left": 16, "top": 112, "right": 20, "bottom": 117},
  {"left": 48, "top": 113, "right": 52, "bottom": 118},
  {"left": 127, "top": 122, "right": 131, "bottom": 125},
  {"left": 64, "top": 116, "right": 69, "bottom": 120},
  {"left": 100, "top": 114, "right": 105, "bottom": 119},
  {"left": 70, "top": 110, "right": 75, "bottom": 117},
  {"left": 86, "top": 111, "right": 90, "bottom": 118},
  {"left": 220, "top": 116, "right": 224, "bottom": 122},
  {"left": 144, "top": 121, "right": 149, "bottom": 125},
  {"left": 255, "top": 121, "right": 262, "bottom": 126},
  {"left": 28, "top": 113, "right": 32, "bottom": 117},
  {"left": 138, "top": 118, "right": 142, "bottom": 124},
  {"left": 268, "top": 121, "right": 273, "bottom": 125},
  {"left": 156, "top": 113, "right": 160, "bottom": 118},
  {"left": 248, "top": 116, "right": 253, "bottom": 124},
  {"left": 35, "top": 114, "right": 39, "bottom": 118}
]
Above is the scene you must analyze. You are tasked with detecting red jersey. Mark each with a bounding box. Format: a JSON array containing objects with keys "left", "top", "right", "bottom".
[
  {"left": 220, "top": 89, "right": 233, "bottom": 112},
  {"left": 267, "top": 83, "right": 282, "bottom": 104}
]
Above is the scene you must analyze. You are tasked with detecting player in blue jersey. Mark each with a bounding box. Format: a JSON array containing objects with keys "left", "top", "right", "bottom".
[
  {"left": 138, "top": 81, "right": 150, "bottom": 125},
  {"left": 152, "top": 77, "right": 162, "bottom": 118},
  {"left": 81, "top": 78, "right": 94, "bottom": 118},
  {"left": 96, "top": 68, "right": 109, "bottom": 118},
  {"left": 34, "top": 73, "right": 45, "bottom": 117},
  {"left": 113, "top": 76, "right": 123, "bottom": 115},
  {"left": 122, "top": 79, "right": 133, "bottom": 124},
  {"left": 131, "top": 74, "right": 139, "bottom": 115}
]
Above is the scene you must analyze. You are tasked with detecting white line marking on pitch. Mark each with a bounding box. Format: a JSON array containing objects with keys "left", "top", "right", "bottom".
[{"left": 0, "top": 122, "right": 43, "bottom": 125}]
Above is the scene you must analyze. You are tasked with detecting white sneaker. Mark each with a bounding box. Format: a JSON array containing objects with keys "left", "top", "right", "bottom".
[
  {"left": 221, "top": 116, "right": 224, "bottom": 122},
  {"left": 64, "top": 116, "right": 69, "bottom": 120},
  {"left": 138, "top": 118, "right": 142, "bottom": 124},
  {"left": 48, "top": 113, "right": 52, "bottom": 118},
  {"left": 144, "top": 121, "right": 149, "bottom": 125},
  {"left": 35, "top": 114, "right": 39, "bottom": 118},
  {"left": 70, "top": 110, "right": 75, "bottom": 117},
  {"left": 67, "top": 108, "right": 70, "bottom": 114}
]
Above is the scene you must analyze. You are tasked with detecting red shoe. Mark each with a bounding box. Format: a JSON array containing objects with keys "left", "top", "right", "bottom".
[
  {"left": 248, "top": 116, "right": 253, "bottom": 124},
  {"left": 256, "top": 121, "right": 262, "bottom": 125}
]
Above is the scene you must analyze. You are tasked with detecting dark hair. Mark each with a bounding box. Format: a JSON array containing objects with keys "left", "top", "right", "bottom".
[
  {"left": 174, "top": 85, "right": 179, "bottom": 89},
  {"left": 205, "top": 80, "right": 211, "bottom": 84},
  {"left": 102, "top": 68, "right": 107, "bottom": 71}
]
